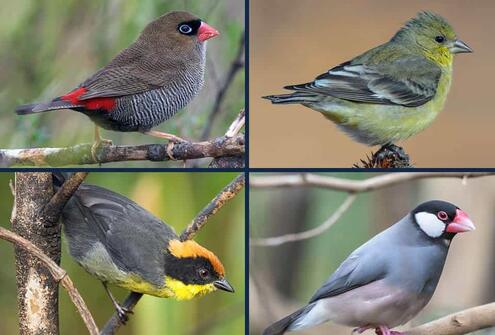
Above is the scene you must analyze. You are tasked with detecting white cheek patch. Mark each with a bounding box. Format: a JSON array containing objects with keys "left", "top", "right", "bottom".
[{"left": 414, "top": 212, "right": 445, "bottom": 238}]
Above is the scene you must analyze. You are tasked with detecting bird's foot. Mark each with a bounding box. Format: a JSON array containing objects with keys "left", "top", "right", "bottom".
[
  {"left": 372, "top": 144, "right": 411, "bottom": 168},
  {"left": 144, "top": 130, "right": 189, "bottom": 143},
  {"left": 353, "top": 325, "right": 372, "bottom": 333},
  {"left": 374, "top": 326, "right": 403, "bottom": 335},
  {"left": 114, "top": 303, "right": 134, "bottom": 325},
  {"left": 91, "top": 138, "right": 113, "bottom": 162}
]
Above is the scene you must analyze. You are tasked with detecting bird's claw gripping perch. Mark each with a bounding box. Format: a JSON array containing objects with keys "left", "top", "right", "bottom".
[
  {"left": 372, "top": 144, "right": 411, "bottom": 168},
  {"left": 115, "top": 304, "right": 134, "bottom": 325}
]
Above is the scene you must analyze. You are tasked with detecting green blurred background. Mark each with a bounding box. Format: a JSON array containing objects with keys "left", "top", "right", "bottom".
[
  {"left": 250, "top": 173, "right": 495, "bottom": 334},
  {"left": 0, "top": 172, "right": 245, "bottom": 334},
  {"left": 0, "top": 0, "right": 244, "bottom": 167}
]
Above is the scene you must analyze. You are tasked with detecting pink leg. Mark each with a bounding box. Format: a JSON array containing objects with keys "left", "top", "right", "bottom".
[
  {"left": 353, "top": 326, "right": 372, "bottom": 334},
  {"left": 375, "top": 326, "right": 391, "bottom": 335}
]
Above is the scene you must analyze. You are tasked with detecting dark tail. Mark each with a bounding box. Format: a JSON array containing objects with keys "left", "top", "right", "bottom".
[
  {"left": 262, "top": 91, "right": 318, "bottom": 105},
  {"left": 16, "top": 99, "right": 81, "bottom": 115},
  {"left": 262, "top": 305, "right": 311, "bottom": 335}
]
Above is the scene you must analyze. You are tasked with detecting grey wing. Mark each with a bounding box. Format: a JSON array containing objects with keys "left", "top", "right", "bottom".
[
  {"left": 308, "top": 251, "right": 387, "bottom": 303},
  {"left": 286, "top": 57, "right": 441, "bottom": 107},
  {"left": 63, "top": 184, "right": 178, "bottom": 286},
  {"left": 78, "top": 44, "right": 172, "bottom": 100}
]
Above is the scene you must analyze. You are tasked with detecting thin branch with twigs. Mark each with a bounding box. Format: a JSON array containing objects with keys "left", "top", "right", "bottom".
[
  {"left": 100, "top": 173, "right": 245, "bottom": 335},
  {"left": 250, "top": 172, "right": 495, "bottom": 192},
  {"left": 251, "top": 194, "right": 356, "bottom": 247}
]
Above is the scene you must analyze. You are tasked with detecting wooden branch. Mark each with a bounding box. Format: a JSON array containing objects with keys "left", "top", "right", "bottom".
[
  {"left": 0, "top": 135, "right": 244, "bottom": 167},
  {"left": 101, "top": 173, "right": 245, "bottom": 335},
  {"left": 180, "top": 173, "right": 245, "bottom": 241},
  {"left": 406, "top": 302, "right": 495, "bottom": 335},
  {"left": 250, "top": 172, "right": 495, "bottom": 193},
  {"left": 0, "top": 227, "right": 98, "bottom": 335},
  {"left": 43, "top": 172, "right": 88, "bottom": 223},
  {"left": 12, "top": 173, "right": 59, "bottom": 335},
  {"left": 250, "top": 194, "right": 357, "bottom": 247},
  {"left": 209, "top": 110, "right": 245, "bottom": 168}
]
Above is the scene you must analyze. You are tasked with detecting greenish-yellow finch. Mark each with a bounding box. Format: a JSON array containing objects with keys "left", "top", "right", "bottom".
[{"left": 264, "top": 11, "right": 472, "bottom": 146}]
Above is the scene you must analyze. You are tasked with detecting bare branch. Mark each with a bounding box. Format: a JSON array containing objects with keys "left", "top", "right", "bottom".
[
  {"left": 101, "top": 173, "right": 245, "bottom": 335},
  {"left": 250, "top": 172, "right": 495, "bottom": 192},
  {"left": 406, "top": 302, "right": 495, "bottom": 335},
  {"left": 251, "top": 194, "right": 357, "bottom": 247},
  {"left": 208, "top": 110, "right": 245, "bottom": 168},
  {"left": 0, "top": 226, "right": 98, "bottom": 335},
  {"left": 43, "top": 172, "right": 88, "bottom": 223},
  {"left": 0, "top": 135, "right": 244, "bottom": 167},
  {"left": 180, "top": 173, "right": 245, "bottom": 241}
]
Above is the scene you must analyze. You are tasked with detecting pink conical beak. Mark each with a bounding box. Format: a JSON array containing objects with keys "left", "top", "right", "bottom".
[
  {"left": 446, "top": 209, "right": 475, "bottom": 233},
  {"left": 198, "top": 22, "right": 219, "bottom": 42}
]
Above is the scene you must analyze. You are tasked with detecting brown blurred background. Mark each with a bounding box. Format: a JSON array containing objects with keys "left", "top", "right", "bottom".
[
  {"left": 250, "top": 0, "right": 495, "bottom": 167},
  {"left": 250, "top": 173, "right": 495, "bottom": 334}
]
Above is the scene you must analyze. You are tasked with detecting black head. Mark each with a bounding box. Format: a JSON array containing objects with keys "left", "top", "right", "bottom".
[{"left": 411, "top": 200, "right": 475, "bottom": 240}]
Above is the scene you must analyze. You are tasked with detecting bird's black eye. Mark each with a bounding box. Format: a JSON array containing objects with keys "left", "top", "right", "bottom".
[
  {"left": 437, "top": 211, "right": 448, "bottom": 220},
  {"left": 179, "top": 24, "right": 193, "bottom": 35},
  {"left": 198, "top": 268, "right": 209, "bottom": 279},
  {"left": 435, "top": 35, "right": 445, "bottom": 43}
]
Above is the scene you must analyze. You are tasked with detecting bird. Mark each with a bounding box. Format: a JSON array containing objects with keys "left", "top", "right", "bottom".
[
  {"left": 53, "top": 173, "right": 233, "bottom": 321},
  {"left": 16, "top": 11, "right": 219, "bottom": 155},
  {"left": 262, "top": 200, "right": 475, "bottom": 335},
  {"left": 263, "top": 11, "right": 472, "bottom": 154}
]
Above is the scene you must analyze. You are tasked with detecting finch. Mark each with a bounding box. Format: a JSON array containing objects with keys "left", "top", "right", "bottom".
[
  {"left": 264, "top": 11, "right": 472, "bottom": 147},
  {"left": 16, "top": 11, "right": 219, "bottom": 147}
]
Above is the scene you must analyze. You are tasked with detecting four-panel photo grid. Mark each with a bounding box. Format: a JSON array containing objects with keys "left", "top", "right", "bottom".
[{"left": 1, "top": 1, "right": 494, "bottom": 335}]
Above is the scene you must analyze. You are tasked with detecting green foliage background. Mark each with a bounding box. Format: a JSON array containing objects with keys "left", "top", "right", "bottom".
[
  {"left": 0, "top": 172, "right": 245, "bottom": 335},
  {"left": 0, "top": 0, "right": 244, "bottom": 167}
]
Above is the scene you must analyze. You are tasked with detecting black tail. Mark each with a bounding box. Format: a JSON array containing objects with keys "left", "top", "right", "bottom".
[
  {"left": 262, "top": 306, "right": 310, "bottom": 335},
  {"left": 16, "top": 99, "right": 82, "bottom": 115},
  {"left": 262, "top": 92, "right": 318, "bottom": 105}
]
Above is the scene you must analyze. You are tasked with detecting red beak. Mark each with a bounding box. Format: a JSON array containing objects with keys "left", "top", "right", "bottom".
[
  {"left": 446, "top": 209, "right": 475, "bottom": 233},
  {"left": 198, "top": 22, "right": 219, "bottom": 42}
]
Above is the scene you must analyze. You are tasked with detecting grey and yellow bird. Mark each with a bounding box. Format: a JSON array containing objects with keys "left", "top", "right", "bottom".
[
  {"left": 264, "top": 11, "right": 472, "bottom": 150},
  {"left": 53, "top": 173, "right": 233, "bottom": 321}
]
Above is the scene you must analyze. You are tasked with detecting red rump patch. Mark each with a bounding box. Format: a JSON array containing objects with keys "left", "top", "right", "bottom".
[{"left": 61, "top": 87, "right": 116, "bottom": 111}]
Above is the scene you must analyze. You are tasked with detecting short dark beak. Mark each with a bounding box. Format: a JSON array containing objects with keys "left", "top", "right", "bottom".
[
  {"left": 446, "top": 209, "right": 475, "bottom": 233},
  {"left": 451, "top": 39, "right": 473, "bottom": 54},
  {"left": 214, "top": 278, "right": 234, "bottom": 293}
]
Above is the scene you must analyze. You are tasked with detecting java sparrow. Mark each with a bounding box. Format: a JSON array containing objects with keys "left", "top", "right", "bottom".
[{"left": 262, "top": 200, "right": 475, "bottom": 335}]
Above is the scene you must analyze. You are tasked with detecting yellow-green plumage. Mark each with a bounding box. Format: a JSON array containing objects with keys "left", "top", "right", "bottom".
[{"left": 264, "top": 11, "right": 471, "bottom": 146}]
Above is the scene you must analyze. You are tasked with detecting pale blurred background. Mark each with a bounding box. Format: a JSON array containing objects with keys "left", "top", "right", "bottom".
[
  {"left": 250, "top": 173, "right": 495, "bottom": 334},
  {"left": 250, "top": 0, "right": 495, "bottom": 167},
  {"left": 0, "top": 0, "right": 244, "bottom": 167},
  {"left": 0, "top": 172, "right": 245, "bottom": 335}
]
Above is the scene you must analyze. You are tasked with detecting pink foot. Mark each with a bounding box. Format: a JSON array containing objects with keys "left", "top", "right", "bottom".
[{"left": 374, "top": 326, "right": 403, "bottom": 335}]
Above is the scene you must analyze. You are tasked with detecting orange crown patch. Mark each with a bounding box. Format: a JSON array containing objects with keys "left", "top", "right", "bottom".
[{"left": 168, "top": 240, "right": 225, "bottom": 276}]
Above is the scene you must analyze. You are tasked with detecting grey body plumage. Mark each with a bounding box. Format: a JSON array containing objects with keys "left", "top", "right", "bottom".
[{"left": 61, "top": 182, "right": 178, "bottom": 287}]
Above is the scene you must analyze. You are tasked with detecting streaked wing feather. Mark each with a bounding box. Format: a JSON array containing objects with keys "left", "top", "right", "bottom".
[{"left": 287, "top": 57, "right": 441, "bottom": 107}]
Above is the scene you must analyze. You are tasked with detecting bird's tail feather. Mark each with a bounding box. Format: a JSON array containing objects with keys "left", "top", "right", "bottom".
[
  {"left": 263, "top": 92, "right": 319, "bottom": 105},
  {"left": 262, "top": 305, "right": 312, "bottom": 335},
  {"left": 15, "top": 99, "right": 81, "bottom": 115}
]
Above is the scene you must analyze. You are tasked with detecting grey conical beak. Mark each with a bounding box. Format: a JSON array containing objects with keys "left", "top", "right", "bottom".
[
  {"left": 451, "top": 39, "right": 473, "bottom": 54},
  {"left": 214, "top": 278, "right": 234, "bottom": 293}
]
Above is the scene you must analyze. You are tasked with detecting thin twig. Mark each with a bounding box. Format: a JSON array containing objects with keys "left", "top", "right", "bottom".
[
  {"left": 201, "top": 32, "right": 245, "bottom": 140},
  {"left": 43, "top": 172, "right": 88, "bottom": 223},
  {"left": 0, "top": 135, "right": 244, "bottom": 167},
  {"left": 180, "top": 173, "right": 245, "bottom": 241},
  {"left": 406, "top": 302, "right": 495, "bottom": 335},
  {"left": 208, "top": 110, "right": 245, "bottom": 168},
  {"left": 250, "top": 194, "right": 357, "bottom": 247},
  {"left": 101, "top": 173, "right": 245, "bottom": 335},
  {"left": 0, "top": 226, "right": 99, "bottom": 335},
  {"left": 250, "top": 172, "right": 495, "bottom": 192}
]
